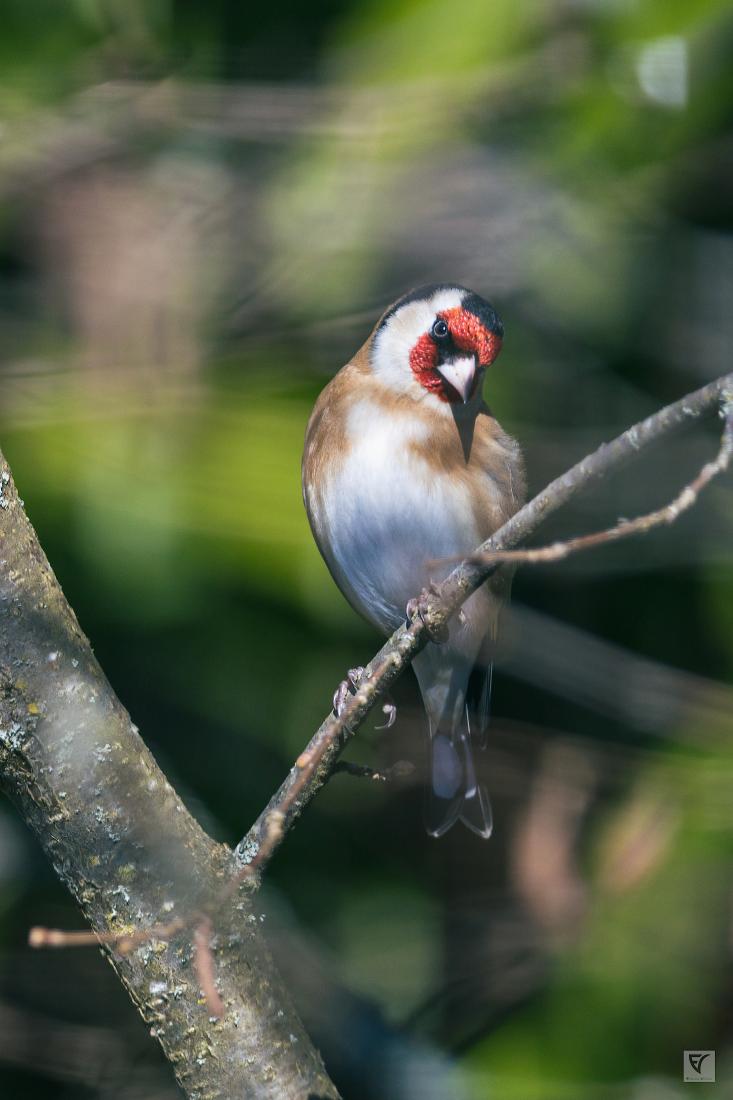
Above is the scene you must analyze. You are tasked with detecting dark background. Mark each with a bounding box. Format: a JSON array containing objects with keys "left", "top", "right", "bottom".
[{"left": 0, "top": 1, "right": 732, "bottom": 1097}]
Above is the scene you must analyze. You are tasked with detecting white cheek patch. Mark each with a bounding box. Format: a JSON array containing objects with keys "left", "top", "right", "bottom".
[{"left": 371, "top": 287, "right": 465, "bottom": 394}]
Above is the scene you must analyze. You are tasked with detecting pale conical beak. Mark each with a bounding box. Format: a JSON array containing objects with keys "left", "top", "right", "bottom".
[{"left": 437, "top": 356, "right": 478, "bottom": 404}]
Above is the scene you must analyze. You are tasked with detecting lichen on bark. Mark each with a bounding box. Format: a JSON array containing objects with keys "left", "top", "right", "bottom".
[{"left": 0, "top": 448, "right": 339, "bottom": 1100}]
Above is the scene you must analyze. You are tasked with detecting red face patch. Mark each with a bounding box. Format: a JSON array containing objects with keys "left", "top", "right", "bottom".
[
  {"left": 441, "top": 307, "right": 502, "bottom": 367},
  {"left": 408, "top": 332, "right": 443, "bottom": 396},
  {"left": 409, "top": 307, "right": 502, "bottom": 402}
]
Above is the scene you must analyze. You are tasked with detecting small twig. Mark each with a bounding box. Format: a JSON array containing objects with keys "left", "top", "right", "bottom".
[
  {"left": 194, "top": 917, "right": 225, "bottom": 1019},
  {"left": 333, "top": 760, "right": 416, "bottom": 782},
  {"left": 31, "top": 913, "right": 227, "bottom": 1023},
  {"left": 29, "top": 917, "right": 186, "bottom": 953},
  {"left": 334, "top": 761, "right": 387, "bottom": 782},
  {"left": 433, "top": 401, "right": 733, "bottom": 571}
]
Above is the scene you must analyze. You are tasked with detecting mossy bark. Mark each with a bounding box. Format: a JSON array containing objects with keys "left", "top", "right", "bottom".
[{"left": 0, "top": 451, "right": 339, "bottom": 1100}]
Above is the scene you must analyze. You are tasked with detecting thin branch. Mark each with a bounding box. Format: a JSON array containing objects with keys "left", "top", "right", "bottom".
[
  {"left": 333, "top": 760, "right": 416, "bottom": 782},
  {"left": 193, "top": 918, "right": 225, "bottom": 1019},
  {"left": 435, "top": 400, "right": 733, "bottom": 569},
  {"left": 236, "top": 372, "right": 733, "bottom": 870},
  {"left": 28, "top": 919, "right": 186, "bottom": 952}
]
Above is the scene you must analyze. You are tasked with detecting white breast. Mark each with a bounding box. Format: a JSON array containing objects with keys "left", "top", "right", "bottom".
[{"left": 316, "top": 399, "right": 482, "bottom": 635}]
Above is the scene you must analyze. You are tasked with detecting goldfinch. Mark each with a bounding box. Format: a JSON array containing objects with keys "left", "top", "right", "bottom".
[{"left": 302, "top": 284, "right": 525, "bottom": 837}]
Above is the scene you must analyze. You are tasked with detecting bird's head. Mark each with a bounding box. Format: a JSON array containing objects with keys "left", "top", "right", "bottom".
[{"left": 369, "top": 284, "right": 504, "bottom": 406}]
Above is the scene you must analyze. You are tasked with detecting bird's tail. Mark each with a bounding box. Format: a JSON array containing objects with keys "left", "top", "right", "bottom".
[{"left": 425, "top": 707, "right": 493, "bottom": 839}]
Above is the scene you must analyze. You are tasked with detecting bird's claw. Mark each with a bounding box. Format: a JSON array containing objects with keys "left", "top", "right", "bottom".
[
  {"left": 376, "top": 702, "right": 397, "bottom": 730},
  {"left": 333, "top": 667, "right": 398, "bottom": 729},
  {"left": 406, "top": 586, "right": 449, "bottom": 644},
  {"left": 333, "top": 666, "right": 365, "bottom": 717}
]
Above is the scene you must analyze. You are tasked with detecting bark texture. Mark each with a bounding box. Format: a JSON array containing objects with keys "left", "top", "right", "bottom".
[{"left": 0, "top": 453, "right": 339, "bottom": 1100}]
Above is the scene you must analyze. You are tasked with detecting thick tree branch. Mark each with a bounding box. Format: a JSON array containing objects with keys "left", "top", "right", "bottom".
[
  {"left": 0, "top": 456, "right": 339, "bottom": 1099},
  {"left": 237, "top": 372, "right": 733, "bottom": 870}
]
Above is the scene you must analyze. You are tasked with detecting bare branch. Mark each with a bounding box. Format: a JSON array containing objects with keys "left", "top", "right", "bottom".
[
  {"left": 437, "top": 400, "right": 733, "bottom": 569},
  {"left": 193, "top": 918, "right": 225, "bottom": 1019},
  {"left": 333, "top": 760, "right": 416, "bottom": 783},
  {"left": 28, "top": 918, "right": 186, "bottom": 952},
  {"left": 236, "top": 372, "right": 733, "bottom": 870}
]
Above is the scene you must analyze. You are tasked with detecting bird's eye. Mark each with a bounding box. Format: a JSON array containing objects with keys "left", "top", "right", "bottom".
[{"left": 431, "top": 319, "right": 449, "bottom": 340}]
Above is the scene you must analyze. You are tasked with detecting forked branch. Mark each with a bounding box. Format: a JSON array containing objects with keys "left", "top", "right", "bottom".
[
  {"left": 445, "top": 401, "right": 733, "bottom": 569},
  {"left": 237, "top": 374, "right": 733, "bottom": 871}
]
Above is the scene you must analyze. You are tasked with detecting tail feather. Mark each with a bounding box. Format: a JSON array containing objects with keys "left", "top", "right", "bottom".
[
  {"left": 413, "top": 636, "right": 496, "bottom": 840},
  {"left": 459, "top": 777, "right": 493, "bottom": 838},
  {"left": 425, "top": 707, "right": 493, "bottom": 839},
  {"left": 425, "top": 733, "right": 464, "bottom": 837}
]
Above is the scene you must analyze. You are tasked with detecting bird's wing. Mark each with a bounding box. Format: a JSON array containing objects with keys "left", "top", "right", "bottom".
[
  {"left": 465, "top": 647, "right": 494, "bottom": 750},
  {"left": 466, "top": 568, "right": 513, "bottom": 747}
]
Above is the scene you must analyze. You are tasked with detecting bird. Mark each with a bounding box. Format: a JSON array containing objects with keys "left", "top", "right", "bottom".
[{"left": 302, "top": 284, "right": 525, "bottom": 837}]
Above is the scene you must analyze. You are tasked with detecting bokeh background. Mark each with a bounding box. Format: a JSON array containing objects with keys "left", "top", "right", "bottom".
[{"left": 1, "top": 1, "right": 733, "bottom": 1097}]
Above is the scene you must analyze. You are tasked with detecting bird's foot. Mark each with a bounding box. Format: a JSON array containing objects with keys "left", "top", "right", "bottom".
[
  {"left": 406, "top": 584, "right": 449, "bottom": 644},
  {"left": 376, "top": 701, "right": 397, "bottom": 730},
  {"left": 333, "top": 666, "right": 365, "bottom": 717},
  {"left": 333, "top": 667, "right": 398, "bottom": 729}
]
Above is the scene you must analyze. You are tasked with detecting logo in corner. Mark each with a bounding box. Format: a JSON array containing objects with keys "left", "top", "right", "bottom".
[{"left": 684, "top": 1050, "right": 715, "bottom": 1083}]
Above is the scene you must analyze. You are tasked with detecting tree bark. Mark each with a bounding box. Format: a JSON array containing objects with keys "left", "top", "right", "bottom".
[{"left": 0, "top": 454, "right": 338, "bottom": 1099}]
